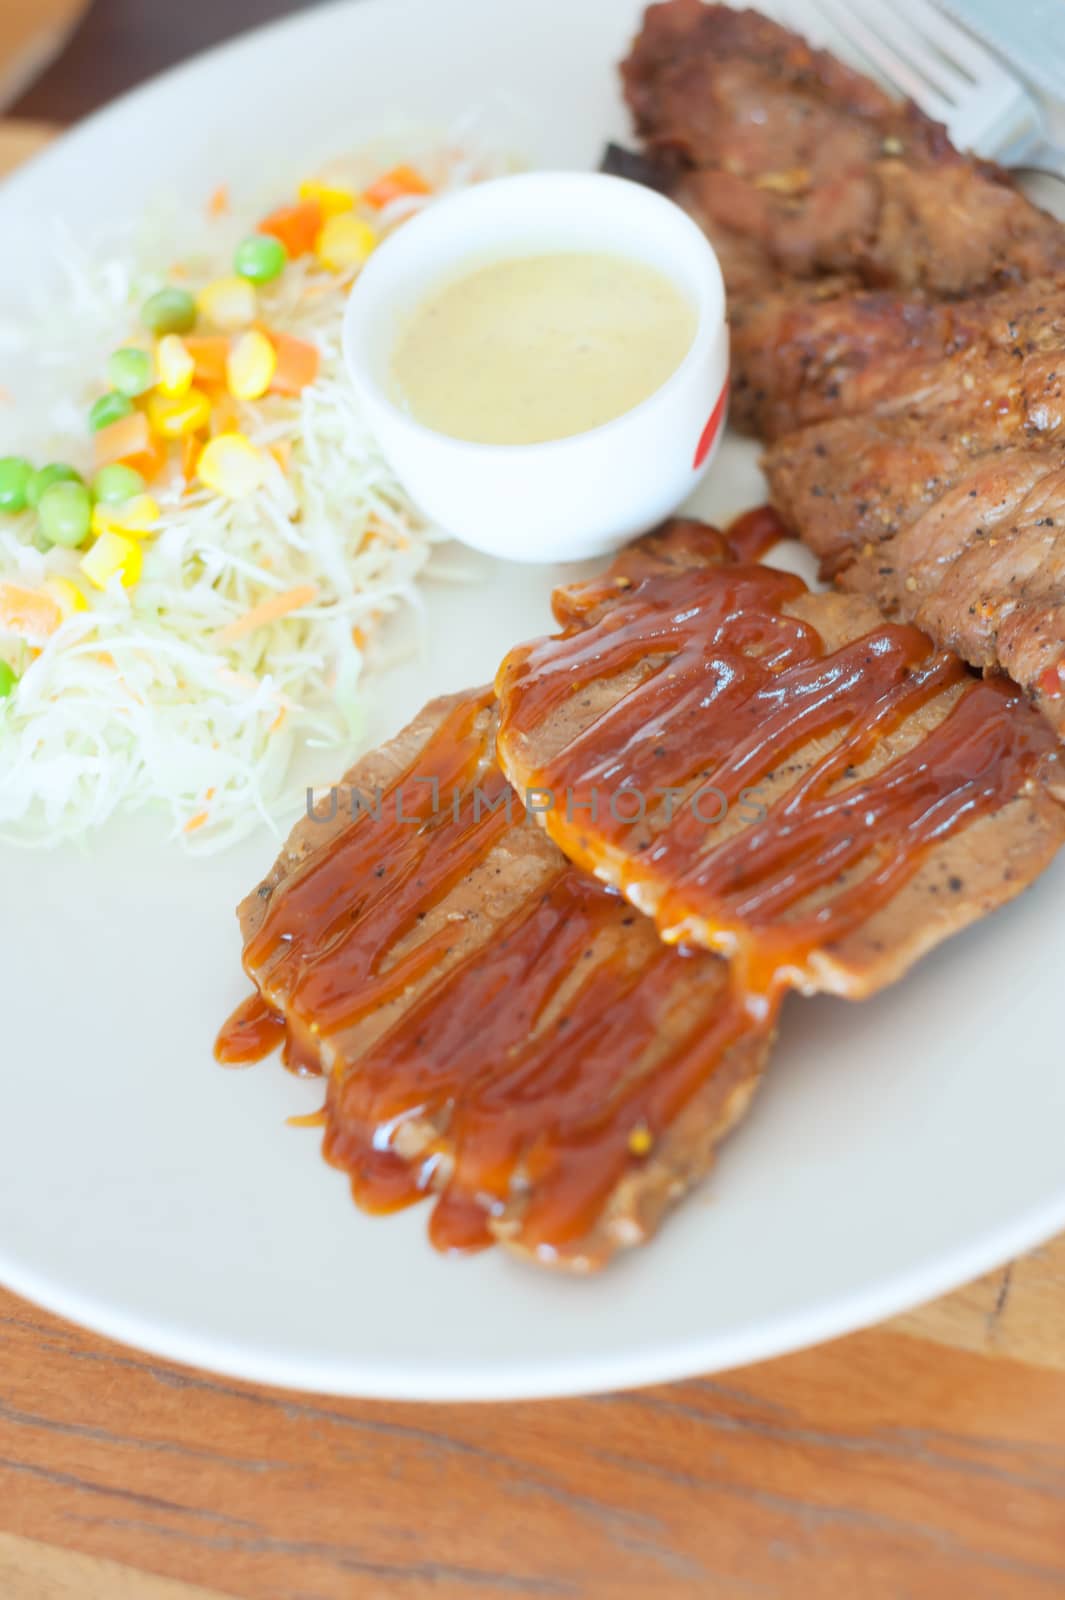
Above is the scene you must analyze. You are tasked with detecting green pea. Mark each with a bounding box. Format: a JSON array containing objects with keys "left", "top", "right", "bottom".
[
  {"left": 89, "top": 391, "right": 135, "bottom": 433},
  {"left": 0, "top": 456, "right": 33, "bottom": 514},
  {"left": 234, "top": 233, "right": 287, "bottom": 285},
  {"left": 140, "top": 286, "right": 197, "bottom": 336},
  {"left": 107, "top": 346, "right": 154, "bottom": 398},
  {"left": 0, "top": 660, "right": 16, "bottom": 698},
  {"left": 38, "top": 481, "right": 93, "bottom": 548},
  {"left": 93, "top": 463, "right": 146, "bottom": 504},
  {"left": 26, "top": 462, "right": 82, "bottom": 508}
]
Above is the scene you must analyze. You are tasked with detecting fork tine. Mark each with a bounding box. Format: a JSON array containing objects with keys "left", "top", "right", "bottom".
[
  {"left": 889, "top": 0, "right": 1010, "bottom": 84},
  {"left": 844, "top": 4, "right": 971, "bottom": 103},
  {"left": 807, "top": 0, "right": 954, "bottom": 118}
]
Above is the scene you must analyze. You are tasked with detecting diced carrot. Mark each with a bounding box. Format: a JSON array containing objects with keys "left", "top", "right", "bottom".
[
  {"left": 94, "top": 409, "right": 170, "bottom": 481},
  {"left": 214, "top": 583, "right": 319, "bottom": 645},
  {"left": 209, "top": 392, "right": 241, "bottom": 436},
  {"left": 0, "top": 582, "right": 62, "bottom": 639},
  {"left": 208, "top": 183, "right": 230, "bottom": 218},
  {"left": 363, "top": 164, "right": 432, "bottom": 209},
  {"left": 266, "top": 331, "right": 320, "bottom": 395},
  {"left": 184, "top": 336, "right": 230, "bottom": 385},
  {"left": 93, "top": 410, "right": 151, "bottom": 468},
  {"left": 257, "top": 200, "right": 323, "bottom": 258},
  {"left": 127, "top": 434, "right": 170, "bottom": 485}
]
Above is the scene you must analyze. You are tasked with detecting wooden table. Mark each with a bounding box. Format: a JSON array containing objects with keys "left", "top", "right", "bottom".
[{"left": 3, "top": 41, "right": 1065, "bottom": 1597}]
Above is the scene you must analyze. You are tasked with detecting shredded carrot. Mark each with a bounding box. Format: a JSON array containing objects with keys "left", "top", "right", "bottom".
[
  {"left": 268, "top": 439, "right": 291, "bottom": 475},
  {"left": 363, "top": 164, "right": 432, "bottom": 209},
  {"left": 216, "top": 667, "right": 260, "bottom": 694},
  {"left": 214, "top": 583, "right": 319, "bottom": 645},
  {"left": 269, "top": 706, "right": 287, "bottom": 734},
  {"left": 184, "top": 812, "right": 209, "bottom": 834},
  {"left": 351, "top": 625, "right": 367, "bottom": 649},
  {"left": 181, "top": 432, "right": 201, "bottom": 484},
  {"left": 207, "top": 183, "right": 230, "bottom": 218}
]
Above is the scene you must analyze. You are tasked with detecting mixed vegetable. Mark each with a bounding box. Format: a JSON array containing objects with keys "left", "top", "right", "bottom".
[{"left": 0, "top": 145, "right": 501, "bottom": 849}]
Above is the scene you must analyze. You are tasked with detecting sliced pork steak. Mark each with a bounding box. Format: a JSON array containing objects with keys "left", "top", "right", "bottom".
[
  {"left": 231, "top": 542, "right": 774, "bottom": 1271},
  {"left": 621, "top": 1, "right": 1065, "bottom": 302},
  {"left": 495, "top": 548, "right": 1065, "bottom": 1008}
]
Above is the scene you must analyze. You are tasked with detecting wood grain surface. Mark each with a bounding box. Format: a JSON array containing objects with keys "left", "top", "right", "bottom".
[{"left": 1, "top": 112, "right": 1064, "bottom": 1600}]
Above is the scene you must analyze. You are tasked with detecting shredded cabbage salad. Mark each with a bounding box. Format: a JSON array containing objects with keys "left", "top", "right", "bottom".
[{"left": 0, "top": 131, "right": 509, "bottom": 852}]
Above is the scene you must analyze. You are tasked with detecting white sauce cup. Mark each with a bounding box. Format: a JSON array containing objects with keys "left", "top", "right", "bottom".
[{"left": 343, "top": 172, "right": 729, "bottom": 563}]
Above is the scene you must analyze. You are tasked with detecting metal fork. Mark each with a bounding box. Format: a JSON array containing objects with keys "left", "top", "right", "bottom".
[{"left": 805, "top": 0, "right": 1065, "bottom": 176}]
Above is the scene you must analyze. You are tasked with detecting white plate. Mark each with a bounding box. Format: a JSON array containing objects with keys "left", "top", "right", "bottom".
[{"left": 2, "top": 0, "right": 1065, "bottom": 1402}]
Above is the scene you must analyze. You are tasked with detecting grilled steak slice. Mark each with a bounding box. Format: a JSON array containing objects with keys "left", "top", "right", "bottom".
[
  {"left": 829, "top": 452, "right": 1065, "bottom": 738},
  {"left": 496, "top": 549, "right": 1065, "bottom": 1008},
  {"left": 764, "top": 323, "right": 1065, "bottom": 581},
  {"left": 735, "top": 274, "right": 1065, "bottom": 441},
  {"left": 231, "top": 527, "right": 774, "bottom": 1272},
  {"left": 758, "top": 285, "right": 1065, "bottom": 731},
  {"left": 622, "top": 1, "right": 1065, "bottom": 302}
]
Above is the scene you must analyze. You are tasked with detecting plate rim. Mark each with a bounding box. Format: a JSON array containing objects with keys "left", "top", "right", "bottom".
[{"left": 1, "top": 0, "right": 1063, "bottom": 1402}]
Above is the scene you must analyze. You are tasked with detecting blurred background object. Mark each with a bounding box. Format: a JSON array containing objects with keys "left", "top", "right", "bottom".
[
  {"left": 11, "top": 0, "right": 325, "bottom": 123},
  {"left": 0, "top": 0, "right": 91, "bottom": 110}
]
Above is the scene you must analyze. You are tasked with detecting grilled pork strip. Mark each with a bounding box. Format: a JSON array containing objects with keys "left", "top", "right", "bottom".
[
  {"left": 622, "top": 1, "right": 1065, "bottom": 303},
  {"left": 495, "top": 544, "right": 1065, "bottom": 1008},
  {"left": 732, "top": 275, "right": 1065, "bottom": 442}
]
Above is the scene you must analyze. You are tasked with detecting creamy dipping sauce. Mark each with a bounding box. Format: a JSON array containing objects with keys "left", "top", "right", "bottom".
[{"left": 389, "top": 252, "right": 698, "bottom": 446}]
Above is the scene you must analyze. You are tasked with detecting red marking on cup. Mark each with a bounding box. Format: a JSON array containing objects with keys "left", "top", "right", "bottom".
[{"left": 693, "top": 378, "right": 730, "bottom": 471}]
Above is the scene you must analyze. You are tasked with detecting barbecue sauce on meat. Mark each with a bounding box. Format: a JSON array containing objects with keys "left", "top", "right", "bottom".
[
  {"left": 217, "top": 509, "right": 1058, "bottom": 1259},
  {"left": 216, "top": 687, "right": 768, "bottom": 1260},
  {"left": 496, "top": 553, "right": 1060, "bottom": 1007},
  {"left": 725, "top": 505, "right": 791, "bottom": 563},
  {"left": 216, "top": 992, "right": 287, "bottom": 1067}
]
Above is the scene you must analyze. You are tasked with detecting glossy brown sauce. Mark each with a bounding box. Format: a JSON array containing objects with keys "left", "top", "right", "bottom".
[
  {"left": 216, "top": 670, "right": 768, "bottom": 1261},
  {"left": 497, "top": 523, "right": 1059, "bottom": 1004},
  {"left": 216, "top": 992, "right": 287, "bottom": 1067},
  {"left": 216, "top": 509, "right": 1056, "bottom": 1257},
  {"left": 724, "top": 504, "right": 792, "bottom": 563},
  {"left": 323, "top": 861, "right": 760, "bottom": 1256}
]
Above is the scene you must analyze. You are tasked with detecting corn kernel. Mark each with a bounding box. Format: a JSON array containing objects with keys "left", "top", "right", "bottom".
[
  {"left": 91, "top": 493, "right": 161, "bottom": 539},
  {"left": 298, "top": 178, "right": 357, "bottom": 217},
  {"left": 156, "top": 334, "right": 195, "bottom": 397},
  {"left": 196, "top": 275, "right": 257, "bottom": 331},
  {"left": 197, "top": 432, "right": 264, "bottom": 499},
  {"left": 226, "top": 329, "right": 277, "bottom": 400},
  {"left": 315, "top": 214, "right": 378, "bottom": 273},
  {"left": 42, "top": 575, "right": 89, "bottom": 616},
  {"left": 80, "top": 530, "right": 143, "bottom": 590},
  {"left": 147, "top": 388, "right": 212, "bottom": 439}
]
